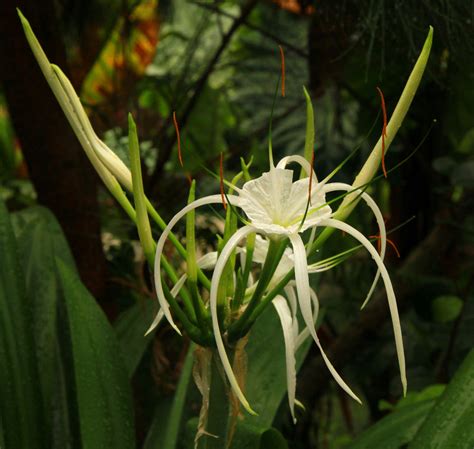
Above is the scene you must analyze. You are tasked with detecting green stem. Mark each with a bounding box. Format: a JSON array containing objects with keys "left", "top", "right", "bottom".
[
  {"left": 227, "top": 238, "right": 287, "bottom": 341},
  {"left": 163, "top": 283, "right": 210, "bottom": 346},
  {"left": 200, "top": 351, "right": 231, "bottom": 449}
]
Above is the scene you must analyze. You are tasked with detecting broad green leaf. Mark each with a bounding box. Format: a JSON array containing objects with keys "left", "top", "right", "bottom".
[
  {"left": 230, "top": 424, "right": 288, "bottom": 449},
  {"left": 259, "top": 428, "right": 288, "bottom": 449},
  {"left": 0, "top": 200, "right": 44, "bottom": 449},
  {"left": 11, "top": 206, "right": 77, "bottom": 447},
  {"left": 56, "top": 260, "right": 136, "bottom": 449},
  {"left": 347, "top": 400, "right": 435, "bottom": 449},
  {"left": 409, "top": 349, "right": 474, "bottom": 449}
]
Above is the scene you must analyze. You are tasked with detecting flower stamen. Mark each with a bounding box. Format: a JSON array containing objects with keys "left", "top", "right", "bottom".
[
  {"left": 173, "top": 111, "right": 184, "bottom": 168},
  {"left": 279, "top": 45, "right": 285, "bottom": 97},
  {"left": 370, "top": 234, "right": 401, "bottom": 258}
]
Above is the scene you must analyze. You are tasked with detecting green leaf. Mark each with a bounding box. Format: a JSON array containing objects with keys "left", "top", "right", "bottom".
[
  {"left": 56, "top": 260, "right": 136, "bottom": 449},
  {"left": 10, "top": 206, "right": 77, "bottom": 447},
  {"left": 346, "top": 399, "right": 435, "bottom": 449},
  {"left": 259, "top": 428, "right": 288, "bottom": 449},
  {"left": 409, "top": 349, "right": 474, "bottom": 449},
  {"left": 0, "top": 200, "right": 45, "bottom": 449},
  {"left": 431, "top": 295, "right": 463, "bottom": 323},
  {"left": 229, "top": 423, "right": 288, "bottom": 449},
  {"left": 114, "top": 299, "right": 156, "bottom": 378}
]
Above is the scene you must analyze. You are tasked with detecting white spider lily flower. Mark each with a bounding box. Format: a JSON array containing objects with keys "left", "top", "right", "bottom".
[
  {"left": 152, "top": 157, "right": 405, "bottom": 415},
  {"left": 238, "top": 161, "right": 331, "bottom": 236}
]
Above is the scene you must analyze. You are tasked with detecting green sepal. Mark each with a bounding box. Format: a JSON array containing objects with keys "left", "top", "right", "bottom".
[
  {"left": 128, "top": 113, "right": 156, "bottom": 267},
  {"left": 300, "top": 86, "right": 315, "bottom": 179}
]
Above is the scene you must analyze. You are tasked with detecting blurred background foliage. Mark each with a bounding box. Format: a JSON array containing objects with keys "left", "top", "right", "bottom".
[{"left": 1, "top": 0, "right": 474, "bottom": 448}]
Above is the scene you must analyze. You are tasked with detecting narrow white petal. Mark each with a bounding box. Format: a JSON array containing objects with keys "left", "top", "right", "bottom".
[
  {"left": 320, "top": 218, "right": 406, "bottom": 395},
  {"left": 289, "top": 233, "right": 362, "bottom": 403},
  {"left": 273, "top": 295, "right": 298, "bottom": 423},
  {"left": 197, "top": 252, "right": 218, "bottom": 270},
  {"left": 170, "top": 274, "right": 188, "bottom": 297},
  {"left": 146, "top": 252, "right": 218, "bottom": 336},
  {"left": 209, "top": 225, "right": 258, "bottom": 415},
  {"left": 144, "top": 309, "right": 164, "bottom": 336},
  {"left": 295, "top": 288, "right": 320, "bottom": 349},
  {"left": 324, "top": 183, "right": 386, "bottom": 309},
  {"left": 154, "top": 194, "right": 242, "bottom": 335},
  {"left": 284, "top": 285, "right": 299, "bottom": 341}
]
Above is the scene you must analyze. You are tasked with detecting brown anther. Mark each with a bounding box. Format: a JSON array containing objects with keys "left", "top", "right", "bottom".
[
  {"left": 279, "top": 45, "right": 285, "bottom": 97},
  {"left": 172, "top": 111, "right": 184, "bottom": 168},
  {"left": 369, "top": 234, "right": 401, "bottom": 258}
]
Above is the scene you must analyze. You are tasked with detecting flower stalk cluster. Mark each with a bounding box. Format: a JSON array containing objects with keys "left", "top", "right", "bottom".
[{"left": 19, "top": 8, "right": 432, "bottom": 422}]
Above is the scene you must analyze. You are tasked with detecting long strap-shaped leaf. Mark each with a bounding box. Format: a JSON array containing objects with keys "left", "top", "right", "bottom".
[
  {"left": 0, "top": 200, "right": 44, "bottom": 449},
  {"left": 409, "top": 349, "right": 474, "bottom": 449},
  {"left": 56, "top": 260, "right": 135, "bottom": 449}
]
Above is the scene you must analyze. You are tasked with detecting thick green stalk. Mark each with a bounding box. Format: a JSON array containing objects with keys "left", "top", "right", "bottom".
[
  {"left": 162, "top": 283, "right": 210, "bottom": 346},
  {"left": 128, "top": 114, "right": 156, "bottom": 267},
  {"left": 200, "top": 351, "right": 231, "bottom": 449},
  {"left": 336, "top": 26, "right": 433, "bottom": 220},
  {"left": 186, "top": 181, "right": 209, "bottom": 330},
  {"left": 227, "top": 238, "right": 288, "bottom": 341},
  {"left": 300, "top": 86, "right": 314, "bottom": 179}
]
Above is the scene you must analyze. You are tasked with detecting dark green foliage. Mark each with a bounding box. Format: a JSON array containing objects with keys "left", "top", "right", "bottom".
[{"left": 0, "top": 202, "right": 135, "bottom": 449}]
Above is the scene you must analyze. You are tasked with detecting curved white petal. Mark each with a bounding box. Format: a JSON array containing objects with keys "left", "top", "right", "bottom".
[
  {"left": 295, "top": 288, "right": 320, "bottom": 349},
  {"left": 273, "top": 295, "right": 298, "bottom": 423},
  {"left": 144, "top": 309, "right": 164, "bottom": 336},
  {"left": 146, "top": 252, "right": 219, "bottom": 336},
  {"left": 276, "top": 155, "right": 317, "bottom": 181},
  {"left": 197, "top": 251, "right": 219, "bottom": 270},
  {"left": 323, "top": 182, "right": 386, "bottom": 308},
  {"left": 320, "top": 218, "right": 406, "bottom": 395},
  {"left": 209, "top": 225, "right": 258, "bottom": 415},
  {"left": 284, "top": 285, "right": 299, "bottom": 339},
  {"left": 153, "top": 194, "right": 242, "bottom": 335},
  {"left": 289, "top": 233, "right": 362, "bottom": 404}
]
